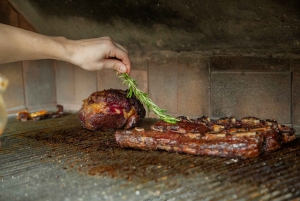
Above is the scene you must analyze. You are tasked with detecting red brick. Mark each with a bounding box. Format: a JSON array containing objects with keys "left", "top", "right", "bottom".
[
  {"left": 54, "top": 61, "right": 75, "bottom": 106},
  {"left": 97, "top": 70, "right": 127, "bottom": 91},
  {"left": 177, "top": 55, "right": 210, "bottom": 118},
  {"left": 74, "top": 66, "right": 97, "bottom": 106},
  {"left": 211, "top": 72, "right": 291, "bottom": 123},
  {"left": 18, "top": 14, "right": 36, "bottom": 32},
  {"left": 0, "top": 0, "right": 18, "bottom": 26},
  {"left": 148, "top": 51, "right": 178, "bottom": 116},
  {"left": 292, "top": 60, "right": 300, "bottom": 126},
  {"left": 211, "top": 56, "right": 289, "bottom": 72},
  {"left": 23, "top": 60, "right": 56, "bottom": 111}
]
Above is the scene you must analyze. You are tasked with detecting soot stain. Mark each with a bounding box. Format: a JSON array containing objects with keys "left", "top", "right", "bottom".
[
  {"left": 27, "top": 0, "right": 196, "bottom": 31},
  {"left": 25, "top": 118, "right": 208, "bottom": 182}
]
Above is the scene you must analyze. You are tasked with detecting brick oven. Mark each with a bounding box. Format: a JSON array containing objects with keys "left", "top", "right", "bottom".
[
  {"left": 0, "top": 0, "right": 300, "bottom": 200},
  {"left": 1, "top": 0, "right": 300, "bottom": 130}
]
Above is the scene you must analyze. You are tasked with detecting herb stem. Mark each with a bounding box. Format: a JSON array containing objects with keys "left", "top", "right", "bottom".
[{"left": 119, "top": 73, "right": 178, "bottom": 124}]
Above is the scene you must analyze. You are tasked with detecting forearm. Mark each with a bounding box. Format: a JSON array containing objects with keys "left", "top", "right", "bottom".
[
  {"left": 0, "top": 23, "right": 131, "bottom": 73},
  {"left": 0, "top": 23, "right": 71, "bottom": 64}
]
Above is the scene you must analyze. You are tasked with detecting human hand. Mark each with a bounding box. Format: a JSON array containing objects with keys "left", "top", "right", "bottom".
[
  {"left": 65, "top": 36, "right": 131, "bottom": 74},
  {"left": 0, "top": 23, "right": 131, "bottom": 73}
]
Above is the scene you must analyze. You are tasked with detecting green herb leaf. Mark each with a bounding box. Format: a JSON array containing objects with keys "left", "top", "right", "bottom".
[{"left": 119, "top": 73, "right": 178, "bottom": 124}]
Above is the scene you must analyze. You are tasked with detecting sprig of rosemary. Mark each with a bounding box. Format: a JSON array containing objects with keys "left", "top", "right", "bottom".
[{"left": 119, "top": 73, "right": 178, "bottom": 124}]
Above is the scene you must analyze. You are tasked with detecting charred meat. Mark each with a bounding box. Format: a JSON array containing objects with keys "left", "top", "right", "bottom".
[
  {"left": 115, "top": 116, "right": 296, "bottom": 159},
  {"left": 79, "top": 89, "right": 146, "bottom": 131}
]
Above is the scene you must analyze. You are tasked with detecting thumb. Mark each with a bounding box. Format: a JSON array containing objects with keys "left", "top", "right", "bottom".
[{"left": 102, "top": 59, "right": 130, "bottom": 74}]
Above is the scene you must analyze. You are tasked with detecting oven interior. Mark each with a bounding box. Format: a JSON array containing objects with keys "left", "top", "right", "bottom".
[{"left": 0, "top": 0, "right": 300, "bottom": 200}]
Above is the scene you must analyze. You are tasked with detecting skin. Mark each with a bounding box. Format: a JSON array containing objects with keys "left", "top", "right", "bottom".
[{"left": 0, "top": 23, "right": 131, "bottom": 74}]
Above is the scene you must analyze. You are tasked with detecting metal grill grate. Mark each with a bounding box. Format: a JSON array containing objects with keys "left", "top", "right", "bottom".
[{"left": 1, "top": 113, "right": 300, "bottom": 201}]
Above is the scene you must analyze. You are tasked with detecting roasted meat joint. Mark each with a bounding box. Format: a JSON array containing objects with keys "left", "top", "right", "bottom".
[
  {"left": 78, "top": 89, "right": 146, "bottom": 131},
  {"left": 116, "top": 116, "right": 296, "bottom": 159}
]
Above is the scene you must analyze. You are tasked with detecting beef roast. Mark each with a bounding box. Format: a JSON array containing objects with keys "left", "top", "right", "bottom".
[
  {"left": 115, "top": 116, "right": 296, "bottom": 159},
  {"left": 79, "top": 89, "right": 146, "bottom": 131}
]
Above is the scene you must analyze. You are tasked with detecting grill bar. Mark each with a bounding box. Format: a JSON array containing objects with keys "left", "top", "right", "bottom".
[{"left": 0, "top": 113, "right": 299, "bottom": 201}]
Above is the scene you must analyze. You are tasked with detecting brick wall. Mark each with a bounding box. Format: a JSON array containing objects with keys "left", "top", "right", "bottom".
[{"left": 1, "top": 0, "right": 299, "bottom": 132}]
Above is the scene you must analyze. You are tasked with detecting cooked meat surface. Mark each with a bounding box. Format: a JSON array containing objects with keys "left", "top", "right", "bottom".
[
  {"left": 116, "top": 128, "right": 264, "bottom": 158},
  {"left": 115, "top": 116, "right": 296, "bottom": 159},
  {"left": 79, "top": 89, "right": 146, "bottom": 131}
]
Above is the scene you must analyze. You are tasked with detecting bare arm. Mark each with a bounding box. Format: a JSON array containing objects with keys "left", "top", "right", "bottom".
[{"left": 0, "top": 23, "right": 131, "bottom": 74}]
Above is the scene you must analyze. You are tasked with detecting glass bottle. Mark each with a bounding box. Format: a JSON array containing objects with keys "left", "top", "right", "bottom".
[{"left": 0, "top": 74, "right": 9, "bottom": 136}]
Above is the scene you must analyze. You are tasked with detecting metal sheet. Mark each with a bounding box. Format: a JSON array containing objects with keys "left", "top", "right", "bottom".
[{"left": 1, "top": 113, "right": 300, "bottom": 201}]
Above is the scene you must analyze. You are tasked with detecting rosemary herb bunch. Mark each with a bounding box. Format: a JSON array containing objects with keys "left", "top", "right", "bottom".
[{"left": 119, "top": 73, "right": 178, "bottom": 124}]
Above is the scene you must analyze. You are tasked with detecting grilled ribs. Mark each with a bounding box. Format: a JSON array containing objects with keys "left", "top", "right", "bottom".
[
  {"left": 115, "top": 116, "right": 296, "bottom": 159},
  {"left": 79, "top": 89, "right": 146, "bottom": 131}
]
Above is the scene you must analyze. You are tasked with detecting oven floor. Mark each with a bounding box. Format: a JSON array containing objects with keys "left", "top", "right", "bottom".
[{"left": 1, "top": 113, "right": 300, "bottom": 201}]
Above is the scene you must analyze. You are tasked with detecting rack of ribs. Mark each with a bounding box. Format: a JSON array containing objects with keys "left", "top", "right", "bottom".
[{"left": 115, "top": 116, "right": 296, "bottom": 159}]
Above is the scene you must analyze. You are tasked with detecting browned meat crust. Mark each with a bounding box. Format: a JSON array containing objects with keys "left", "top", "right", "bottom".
[
  {"left": 116, "top": 129, "right": 264, "bottom": 158},
  {"left": 115, "top": 116, "right": 296, "bottom": 159},
  {"left": 79, "top": 89, "right": 146, "bottom": 131}
]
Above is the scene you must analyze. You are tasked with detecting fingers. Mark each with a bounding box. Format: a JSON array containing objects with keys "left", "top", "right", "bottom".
[
  {"left": 101, "top": 36, "right": 128, "bottom": 53},
  {"left": 105, "top": 39, "right": 131, "bottom": 74},
  {"left": 71, "top": 36, "right": 131, "bottom": 73},
  {"left": 100, "top": 59, "right": 130, "bottom": 74},
  {"left": 112, "top": 49, "right": 131, "bottom": 74}
]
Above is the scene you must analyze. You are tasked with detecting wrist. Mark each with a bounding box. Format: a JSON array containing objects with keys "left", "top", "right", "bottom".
[{"left": 50, "top": 36, "right": 75, "bottom": 64}]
